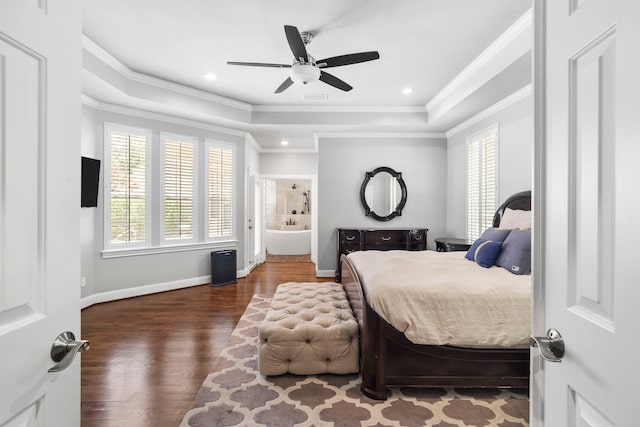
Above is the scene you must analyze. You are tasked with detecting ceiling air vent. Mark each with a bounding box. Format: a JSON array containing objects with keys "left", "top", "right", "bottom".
[{"left": 301, "top": 93, "right": 328, "bottom": 102}]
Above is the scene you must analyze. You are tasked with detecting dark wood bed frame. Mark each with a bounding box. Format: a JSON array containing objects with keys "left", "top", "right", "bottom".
[{"left": 340, "top": 191, "right": 532, "bottom": 400}]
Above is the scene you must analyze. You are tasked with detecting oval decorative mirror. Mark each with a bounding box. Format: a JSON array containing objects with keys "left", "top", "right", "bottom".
[{"left": 360, "top": 166, "right": 407, "bottom": 221}]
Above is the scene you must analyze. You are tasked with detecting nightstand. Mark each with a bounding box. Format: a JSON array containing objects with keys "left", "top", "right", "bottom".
[{"left": 435, "top": 237, "right": 473, "bottom": 252}]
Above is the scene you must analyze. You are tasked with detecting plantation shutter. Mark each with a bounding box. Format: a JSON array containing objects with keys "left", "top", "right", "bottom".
[
  {"left": 207, "top": 142, "right": 234, "bottom": 240},
  {"left": 163, "top": 136, "right": 196, "bottom": 241},
  {"left": 467, "top": 140, "right": 481, "bottom": 240},
  {"left": 109, "top": 129, "right": 148, "bottom": 245},
  {"left": 466, "top": 126, "right": 498, "bottom": 241}
]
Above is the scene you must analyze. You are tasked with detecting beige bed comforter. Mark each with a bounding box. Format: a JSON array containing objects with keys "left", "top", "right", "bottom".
[{"left": 347, "top": 250, "right": 531, "bottom": 347}]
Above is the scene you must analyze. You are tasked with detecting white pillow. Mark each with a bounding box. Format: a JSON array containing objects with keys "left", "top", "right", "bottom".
[{"left": 499, "top": 208, "right": 531, "bottom": 230}]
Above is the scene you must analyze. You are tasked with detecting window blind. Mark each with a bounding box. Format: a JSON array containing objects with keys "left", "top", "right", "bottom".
[
  {"left": 163, "top": 137, "right": 195, "bottom": 241},
  {"left": 467, "top": 126, "right": 498, "bottom": 241},
  {"left": 109, "top": 130, "right": 148, "bottom": 244},
  {"left": 207, "top": 142, "right": 234, "bottom": 239},
  {"left": 104, "top": 123, "right": 237, "bottom": 254}
]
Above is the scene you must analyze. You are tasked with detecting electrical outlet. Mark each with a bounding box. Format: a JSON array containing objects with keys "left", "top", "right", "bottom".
[{"left": 81, "top": 277, "right": 87, "bottom": 287}]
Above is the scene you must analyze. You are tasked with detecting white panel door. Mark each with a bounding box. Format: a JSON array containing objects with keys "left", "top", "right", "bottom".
[
  {"left": 247, "top": 173, "right": 256, "bottom": 268},
  {"left": 0, "top": 1, "right": 82, "bottom": 426},
  {"left": 534, "top": 0, "right": 640, "bottom": 425}
]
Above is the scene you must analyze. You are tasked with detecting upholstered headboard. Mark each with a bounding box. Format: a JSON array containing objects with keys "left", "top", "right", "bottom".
[{"left": 492, "top": 191, "right": 532, "bottom": 228}]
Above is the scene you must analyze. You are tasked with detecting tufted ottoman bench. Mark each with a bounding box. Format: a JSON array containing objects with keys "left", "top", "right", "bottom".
[{"left": 258, "top": 282, "right": 359, "bottom": 376}]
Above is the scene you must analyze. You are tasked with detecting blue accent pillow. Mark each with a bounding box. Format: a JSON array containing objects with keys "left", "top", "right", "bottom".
[
  {"left": 464, "top": 239, "right": 503, "bottom": 268},
  {"left": 465, "top": 239, "right": 485, "bottom": 261},
  {"left": 496, "top": 229, "right": 531, "bottom": 275},
  {"left": 480, "top": 227, "right": 512, "bottom": 243}
]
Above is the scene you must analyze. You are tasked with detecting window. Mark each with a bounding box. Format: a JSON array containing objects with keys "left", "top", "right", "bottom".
[
  {"left": 206, "top": 140, "right": 235, "bottom": 241},
  {"left": 103, "top": 124, "right": 237, "bottom": 256},
  {"left": 161, "top": 133, "right": 197, "bottom": 243},
  {"left": 104, "top": 123, "right": 151, "bottom": 249},
  {"left": 466, "top": 125, "right": 498, "bottom": 241}
]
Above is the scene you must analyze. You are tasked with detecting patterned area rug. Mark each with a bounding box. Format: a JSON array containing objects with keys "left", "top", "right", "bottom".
[{"left": 181, "top": 295, "right": 529, "bottom": 427}]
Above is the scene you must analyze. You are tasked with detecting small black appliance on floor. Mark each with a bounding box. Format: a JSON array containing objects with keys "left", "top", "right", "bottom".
[{"left": 210, "top": 250, "right": 237, "bottom": 286}]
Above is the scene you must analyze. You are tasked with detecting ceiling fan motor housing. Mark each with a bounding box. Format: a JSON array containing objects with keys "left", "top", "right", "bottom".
[{"left": 290, "top": 63, "right": 320, "bottom": 85}]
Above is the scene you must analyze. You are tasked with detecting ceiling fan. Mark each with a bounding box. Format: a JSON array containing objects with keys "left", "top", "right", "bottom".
[{"left": 227, "top": 25, "right": 380, "bottom": 93}]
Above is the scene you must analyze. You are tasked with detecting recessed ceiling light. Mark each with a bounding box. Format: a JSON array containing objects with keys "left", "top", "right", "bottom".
[
  {"left": 402, "top": 87, "right": 413, "bottom": 95},
  {"left": 280, "top": 140, "right": 289, "bottom": 146},
  {"left": 204, "top": 73, "right": 217, "bottom": 80}
]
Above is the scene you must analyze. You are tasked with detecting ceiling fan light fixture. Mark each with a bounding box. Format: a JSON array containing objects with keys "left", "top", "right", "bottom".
[
  {"left": 290, "top": 63, "right": 320, "bottom": 85},
  {"left": 227, "top": 24, "right": 380, "bottom": 93}
]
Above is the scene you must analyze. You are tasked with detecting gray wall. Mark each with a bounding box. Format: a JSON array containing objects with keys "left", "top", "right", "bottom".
[
  {"left": 260, "top": 152, "right": 317, "bottom": 175},
  {"left": 446, "top": 95, "right": 533, "bottom": 237},
  {"left": 82, "top": 105, "right": 246, "bottom": 294},
  {"left": 316, "top": 137, "right": 447, "bottom": 275}
]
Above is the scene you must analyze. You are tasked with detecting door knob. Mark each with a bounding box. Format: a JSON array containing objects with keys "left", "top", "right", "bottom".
[
  {"left": 48, "top": 331, "right": 90, "bottom": 373},
  {"left": 530, "top": 328, "right": 564, "bottom": 363}
]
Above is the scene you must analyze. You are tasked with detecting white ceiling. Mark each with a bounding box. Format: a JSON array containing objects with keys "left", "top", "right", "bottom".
[{"left": 81, "top": 0, "right": 531, "bottom": 149}]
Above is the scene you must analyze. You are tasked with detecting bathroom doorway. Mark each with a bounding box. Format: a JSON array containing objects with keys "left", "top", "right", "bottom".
[{"left": 264, "top": 177, "right": 313, "bottom": 263}]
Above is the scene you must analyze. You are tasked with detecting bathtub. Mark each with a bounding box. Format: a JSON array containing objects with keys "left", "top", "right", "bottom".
[{"left": 265, "top": 228, "right": 311, "bottom": 255}]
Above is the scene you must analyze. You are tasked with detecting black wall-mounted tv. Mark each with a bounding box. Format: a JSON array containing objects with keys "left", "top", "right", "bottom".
[{"left": 81, "top": 156, "right": 101, "bottom": 208}]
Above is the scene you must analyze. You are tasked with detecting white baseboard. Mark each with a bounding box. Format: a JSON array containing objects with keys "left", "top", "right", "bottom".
[
  {"left": 81, "top": 273, "right": 241, "bottom": 309},
  {"left": 315, "top": 269, "right": 336, "bottom": 278}
]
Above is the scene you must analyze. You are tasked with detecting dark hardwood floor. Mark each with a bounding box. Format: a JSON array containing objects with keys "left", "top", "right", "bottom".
[{"left": 81, "top": 259, "right": 324, "bottom": 427}]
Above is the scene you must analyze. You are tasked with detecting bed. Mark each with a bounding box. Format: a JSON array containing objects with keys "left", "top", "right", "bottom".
[{"left": 340, "top": 191, "right": 532, "bottom": 399}]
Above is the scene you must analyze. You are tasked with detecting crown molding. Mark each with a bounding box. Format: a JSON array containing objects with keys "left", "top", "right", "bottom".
[
  {"left": 315, "top": 131, "right": 446, "bottom": 139},
  {"left": 82, "top": 95, "right": 249, "bottom": 138},
  {"left": 252, "top": 105, "right": 426, "bottom": 113},
  {"left": 445, "top": 84, "right": 532, "bottom": 138},
  {"left": 81, "top": 94, "right": 101, "bottom": 110},
  {"left": 260, "top": 148, "right": 318, "bottom": 154},
  {"left": 82, "top": 35, "right": 253, "bottom": 112},
  {"left": 426, "top": 9, "right": 532, "bottom": 115},
  {"left": 82, "top": 36, "right": 131, "bottom": 76}
]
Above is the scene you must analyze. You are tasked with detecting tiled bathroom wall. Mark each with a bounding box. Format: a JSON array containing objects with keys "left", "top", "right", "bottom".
[{"left": 265, "top": 179, "right": 311, "bottom": 230}]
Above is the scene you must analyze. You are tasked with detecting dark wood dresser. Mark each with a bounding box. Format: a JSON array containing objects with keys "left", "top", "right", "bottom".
[{"left": 335, "top": 228, "right": 428, "bottom": 281}]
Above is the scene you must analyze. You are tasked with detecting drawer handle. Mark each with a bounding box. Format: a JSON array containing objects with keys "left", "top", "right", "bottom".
[
  {"left": 414, "top": 236, "right": 423, "bottom": 240},
  {"left": 346, "top": 236, "right": 356, "bottom": 241},
  {"left": 381, "top": 236, "right": 391, "bottom": 241},
  {"left": 346, "top": 249, "right": 356, "bottom": 253}
]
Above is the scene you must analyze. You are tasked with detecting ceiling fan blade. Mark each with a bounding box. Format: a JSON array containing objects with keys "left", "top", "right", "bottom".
[
  {"left": 319, "top": 71, "right": 352, "bottom": 92},
  {"left": 317, "top": 51, "right": 380, "bottom": 68},
  {"left": 227, "top": 61, "right": 291, "bottom": 68},
  {"left": 274, "top": 77, "right": 294, "bottom": 93},
  {"left": 284, "top": 25, "right": 308, "bottom": 62}
]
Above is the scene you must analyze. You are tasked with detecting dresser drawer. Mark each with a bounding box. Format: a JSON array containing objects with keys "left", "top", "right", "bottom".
[
  {"left": 409, "top": 229, "right": 427, "bottom": 250},
  {"left": 338, "top": 229, "right": 361, "bottom": 243},
  {"left": 364, "top": 230, "right": 407, "bottom": 246},
  {"left": 340, "top": 244, "right": 361, "bottom": 256}
]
